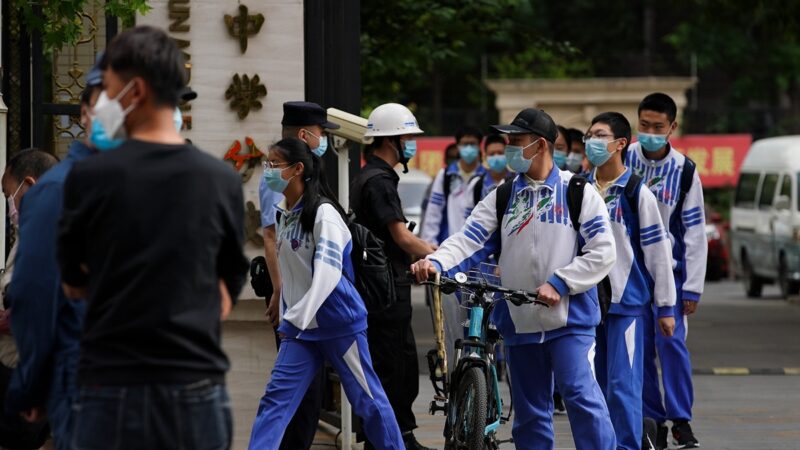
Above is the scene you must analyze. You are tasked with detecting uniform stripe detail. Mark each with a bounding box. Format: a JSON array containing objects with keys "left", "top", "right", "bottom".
[
  {"left": 343, "top": 340, "right": 374, "bottom": 399},
  {"left": 625, "top": 320, "right": 636, "bottom": 369},
  {"left": 640, "top": 223, "right": 661, "bottom": 234},
  {"left": 641, "top": 235, "right": 665, "bottom": 247},
  {"left": 588, "top": 341, "right": 597, "bottom": 381},
  {"left": 463, "top": 228, "right": 482, "bottom": 244}
]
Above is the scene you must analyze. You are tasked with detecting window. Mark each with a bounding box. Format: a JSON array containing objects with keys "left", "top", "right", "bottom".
[
  {"left": 781, "top": 174, "right": 792, "bottom": 198},
  {"left": 759, "top": 173, "right": 779, "bottom": 208},
  {"left": 734, "top": 172, "right": 760, "bottom": 208}
]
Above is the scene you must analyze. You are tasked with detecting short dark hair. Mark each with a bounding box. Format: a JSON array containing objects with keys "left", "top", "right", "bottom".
[
  {"left": 557, "top": 125, "right": 571, "bottom": 149},
  {"left": 638, "top": 92, "right": 677, "bottom": 122},
  {"left": 567, "top": 128, "right": 584, "bottom": 151},
  {"left": 7, "top": 148, "right": 59, "bottom": 182},
  {"left": 102, "top": 26, "right": 187, "bottom": 107},
  {"left": 455, "top": 125, "right": 483, "bottom": 144},
  {"left": 80, "top": 85, "right": 101, "bottom": 106},
  {"left": 591, "top": 112, "right": 632, "bottom": 160},
  {"left": 483, "top": 134, "right": 506, "bottom": 149}
]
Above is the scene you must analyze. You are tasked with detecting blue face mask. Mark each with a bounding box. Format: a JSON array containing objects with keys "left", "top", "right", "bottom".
[
  {"left": 174, "top": 107, "right": 183, "bottom": 132},
  {"left": 403, "top": 140, "right": 417, "bottom": 159},
  {"left": 459, "top": 145, "right": 479, "bottom": 164},
  {"left": 487, "top": 155, "right": 507, "bottom": 173},
  {"left": 90, "top": 120, "right": 125, "bottom": 152},
  {"left": 638, "top": 132, "right": 669, "bottom": 153},
  {"left": 504, "top": 139, "right": 539, "bottom": 173},
  {"left": 263, "top": 166, "right": 296, "bottom": 193},
  {"left": 585, "top": 138, "right": 619, "bottom": 167},
  {"left": 553, "top": 150, "right": 567, "bottom": 169},
  {"left": 312, "top": 136, "right": 328, "bottom": 157},
  {"left": 566, "top": 153, "right": 583, "bottom": 173}
]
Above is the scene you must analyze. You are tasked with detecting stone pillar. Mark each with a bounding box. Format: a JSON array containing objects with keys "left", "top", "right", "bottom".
[{"left": 486, "top": 77, "right": 697, "bottom": 135}]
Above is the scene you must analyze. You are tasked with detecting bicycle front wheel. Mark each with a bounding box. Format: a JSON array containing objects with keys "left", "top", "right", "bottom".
[{"left": 451, "top": 366, "right": 487, "bottom": 450}]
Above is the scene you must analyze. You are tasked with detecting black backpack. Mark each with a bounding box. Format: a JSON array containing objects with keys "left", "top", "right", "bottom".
[{"left": 493, "top": 174, "right": 643, "bottom": 322}]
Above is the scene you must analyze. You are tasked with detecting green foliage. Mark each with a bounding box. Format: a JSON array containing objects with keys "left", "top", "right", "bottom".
[
  {"left": 14, "top": 0, "right": 150, "bottom": 51},
  {"left": 490, "top": 40, "right": 593, "bottom": 79}
]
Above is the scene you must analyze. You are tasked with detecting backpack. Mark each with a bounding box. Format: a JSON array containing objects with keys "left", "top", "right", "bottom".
[
  {"left": 493, "top": 173, "right": 643, "bottom": 322},
  {"left": 345, "top": 169, "right": 399, "bottom": 313}
]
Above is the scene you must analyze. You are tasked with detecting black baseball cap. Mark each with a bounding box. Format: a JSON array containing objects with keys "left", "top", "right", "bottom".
[
  {"left": 491, "top": 108, "right": 558, "bottom": 142},
  {"left": 281, "top": 101, "right": 340, "bottom": 130}
]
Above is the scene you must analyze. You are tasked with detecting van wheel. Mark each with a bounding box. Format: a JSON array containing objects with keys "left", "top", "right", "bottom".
[
  {"left": 742, "top": 254, "right": 763, "bottom": 298},
  {"left": 778, "top": 256, "right": 800, "bottom": 299}
]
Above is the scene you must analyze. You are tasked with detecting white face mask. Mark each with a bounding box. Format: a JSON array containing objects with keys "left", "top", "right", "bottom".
[{"left": 92, "top": 81, "right": 137, "bottom": 141}]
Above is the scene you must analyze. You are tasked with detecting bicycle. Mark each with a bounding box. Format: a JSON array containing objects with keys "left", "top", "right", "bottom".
[{"left": 420, "top": 265, "right": 545, "bottom": 449}]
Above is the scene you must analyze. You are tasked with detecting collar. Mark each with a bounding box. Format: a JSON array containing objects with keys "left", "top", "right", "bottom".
[
  {"left": 511, "top": 163, "right": 561, "bottom": 192},
  {"left": 276, "top": 197, "right": 304, "bottom": 216},
  {"left": 636, "top": 141, "right": 675, "bottom": 167},
  {"left": 365, "top": 155, "right": 399, "bottom": 180},
  {"left": 67, "top": 140, "right": 96, "bottom": 160},
  {"left": 587, "top": 167, "right": 631, "bottom": 188},
  {"left": 446, "top": 161, "right": 487, "bottom": 177}
]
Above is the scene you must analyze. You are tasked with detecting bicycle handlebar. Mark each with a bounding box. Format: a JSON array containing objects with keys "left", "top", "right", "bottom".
[{"left": 413, "top": 271, "right": 547, "bottom": 307}]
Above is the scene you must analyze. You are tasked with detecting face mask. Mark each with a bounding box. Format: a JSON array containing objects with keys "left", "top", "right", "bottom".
[
  {"left": 458, "top": 145, "right": 479, "bottom": 164},
  {"left": 487, "top": 155, "right": 507, "bottom": 173},
  {"left": 403, "top": 140, "right": 417, "bottom": 159},
  {"left": 585, "top": 138, "right": 618, "bottom": 167},
  {"left": 174, "top": 107, "right": 183, "bottom": 132},
  {"left": 504, "top": 139, "right": 540, "bottom": 173},
  {"left": 263, "top": 165, "right": 297, "bottom": 193},
  {"left": 553, "top": 150, "right": 567, "bottom": 169},
  {"left": 92, "top": 81, "right": 136, "bottom": 145},
  {"left": 566, "top": 153, "right": 583, "bottom": 173},
  {"left": 7, "top": 182, "right": 24, "bottom": 227},
  {"left": 638, "top": 132, "right": 669, "bottom": 153},
  {"left": 303, "top": 129, "right": 328, "bottom": 157},
  {"left": 90, "top": 120, "right": 125, "bottom": 152}
]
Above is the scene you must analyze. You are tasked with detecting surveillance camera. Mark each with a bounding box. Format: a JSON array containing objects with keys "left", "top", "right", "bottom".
[{"left": 326, "top": 108, "right": 374, "bottom": 145}]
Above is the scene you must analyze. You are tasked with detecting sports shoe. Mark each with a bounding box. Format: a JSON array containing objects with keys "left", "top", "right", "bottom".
[
  {"left": 404, "top": 433, "right": 436, "bottom": 450},
  {"left": 642, "top": 417, "right": 658, "bottom": 450},
  {"left": 671, "top": 420, "right": 699, "bottom": 449},
  {"left": 656, "top": 422, "right": 669, "bottom": 450},
  {"left": 553, "top": 392, "right": 567, "bottom": 415}
]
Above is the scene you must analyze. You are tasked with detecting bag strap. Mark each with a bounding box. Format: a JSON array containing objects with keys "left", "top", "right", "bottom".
[
  {"left": 472, "top": 173, "right": 487, "bottom": 207},
  {"left": 676, "top": 157, "right": 696, "bottom": 213},
  {"left": 624, "top": 173, "right": 643, "bottom": 216},
  {"left": 567, "top": 176, "right": 586, "bottom": 232},
  {"left": 494, "top": 178, "right": 514, "bottom": 228}
]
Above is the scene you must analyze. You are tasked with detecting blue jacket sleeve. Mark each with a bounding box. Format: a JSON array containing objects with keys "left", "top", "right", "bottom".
[{"left": 6, "top": 182, "right": 64, "bottom": 412}]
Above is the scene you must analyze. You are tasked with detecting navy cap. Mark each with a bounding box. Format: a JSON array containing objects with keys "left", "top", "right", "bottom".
[
  {"left": 85, "top": 51, "right": 104, "bottom": 87},
  {"left": 491, "top": 108, "right": 558, "bottom": 142},
  {"left": 281, "top": 101, "right": 340, "bottom": 130},
  {"left": 180, "top": 86, "right": 197, "bottom": 101}
]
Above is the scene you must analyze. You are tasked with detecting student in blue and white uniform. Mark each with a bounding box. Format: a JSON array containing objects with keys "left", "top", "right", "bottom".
[
  {"left": 625, "top": 93, "right": 708, "bottom": 450},
  {"left": 584, "top": 112, "right": 677, "bottom": 450},
  {"left": 421, "top": 126, "right": 487, "bottom": 245},
  {"left": 248, "top": 138, "right": 403, "bottom": 450},
  {"left": 413, "top": 108, "right": 618, "bottom": 450},
  {"left": 464, "top": 133, "right": 511, "bottom": 217}
]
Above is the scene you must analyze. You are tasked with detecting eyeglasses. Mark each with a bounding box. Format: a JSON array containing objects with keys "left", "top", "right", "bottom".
[
  {"left": 582, "top": 133, "right": 616, "bottom": 143},
  {"left": 263, "top": 160, "right": 291, "bottom": 169}
]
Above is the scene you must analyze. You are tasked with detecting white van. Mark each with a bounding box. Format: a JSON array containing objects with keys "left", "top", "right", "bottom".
[{"left": 731, "top": 136, "right": 800, "bottom": 298}]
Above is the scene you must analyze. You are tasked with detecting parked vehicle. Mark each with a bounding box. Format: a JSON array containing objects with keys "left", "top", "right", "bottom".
[
  {"left": 730, "top": 136, "right": 800, "bottom": 298},
  {"left": 397, "top": 168, "right": 432, "bottom": 235},
  {"left": 705, "top": 207, "right": 730, "bottom": 281}
]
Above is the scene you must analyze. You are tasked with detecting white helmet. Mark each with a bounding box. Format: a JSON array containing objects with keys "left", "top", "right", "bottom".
[{"left": 364, "top": 103, "right": 424, "bottom": 137}]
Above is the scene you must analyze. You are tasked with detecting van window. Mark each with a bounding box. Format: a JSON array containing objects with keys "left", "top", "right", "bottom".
[
  {"left": 759, "top": 173, "right": 779, "bottom": 208},
  {"left": 735, "top": 172, "right": 760, "bottom": 208}
]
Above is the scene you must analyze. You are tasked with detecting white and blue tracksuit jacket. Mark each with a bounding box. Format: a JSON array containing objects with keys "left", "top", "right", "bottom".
[
  {"left": 275, "top": 201, "right": 367, "bottom": 340},
  {"left": 428, "top": 166, "right": 617, "bottom": 345},
  {"left": 421, "top": 162, "right": 487, "bottom": 245},
  {"left": 464, "top": 170, "right": 511, "bottom": 218},
  {"left": 625, "top": 143, "right": 708, "bottom": 300},
  {"left": 588, "top": 169, "right": 676, "bottom": 317}
]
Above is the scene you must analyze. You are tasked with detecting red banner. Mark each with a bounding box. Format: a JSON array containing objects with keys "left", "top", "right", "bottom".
[{"left": 410, "top": 135, "right": 752, "bottom": 188}]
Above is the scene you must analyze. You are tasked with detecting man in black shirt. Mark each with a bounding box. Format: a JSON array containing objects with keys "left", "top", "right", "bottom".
[
  {"left": 351, "top": 103, "right": 437, "bottom": 450},
  {"left": 56, "top": 26, "right": 247, "bottom": 449}
]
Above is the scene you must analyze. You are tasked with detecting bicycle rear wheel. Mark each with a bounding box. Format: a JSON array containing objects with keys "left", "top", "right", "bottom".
[{"left": 449, "top": 366, "right": 487, "bottom": 450}]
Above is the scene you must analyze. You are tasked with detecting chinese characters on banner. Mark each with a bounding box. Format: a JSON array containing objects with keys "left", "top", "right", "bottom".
[{"left": 410, "top": 135, "right": 753, "bottom": 188}]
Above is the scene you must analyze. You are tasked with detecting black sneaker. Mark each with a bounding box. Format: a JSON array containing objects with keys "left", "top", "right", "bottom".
[
  {"left": 642, "top": 417, "right": 658, "bottom": 450},
  {"left": 671, "top": 420, "right": 699, "bottom": 449},
  {"left": 656, "top": 422, "right": 669, "bottom": 450},
  {"left": 404, "top": 433, "right": 436, "bottom": 450},
  {"left": 553, "top": 392, "right": 567, "bottom": 415}
]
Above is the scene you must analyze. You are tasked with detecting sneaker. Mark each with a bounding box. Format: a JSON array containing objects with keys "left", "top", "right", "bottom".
[
  {"left": 656, "top": 422, "right": 669, "bottom": 450},
  {"left": 642, "top": 417, "right": 658, "bottom": 450},
  {"left": 404, "top": 433, "right": 436, "bottom": 450},
  {"left": 553, "top": 392, "right": 567, "bottom": 415},
  {"left": 671, "top": 420, "right": 699, "bottom": 449}
]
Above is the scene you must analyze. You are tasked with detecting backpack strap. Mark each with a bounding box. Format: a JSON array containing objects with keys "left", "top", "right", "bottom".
[
  {"left": 349, "top": 167, "right": 389, "bottom": 214},
  {"left": 567, "top": 176, "right": 586, "bottom": 232},
  {"left": 494, "top": 178, "right": 514, "bottom": 228},
  {"left": 472, "top": 173, "right": 486, "bottom": 207},
  {"left": 623, "top": 173, "right": 643, "bottom": 216},
  {"left": 676, "top": 157, "right": 696, "bottom": 214}
]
